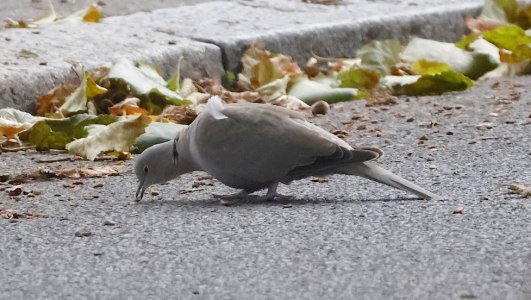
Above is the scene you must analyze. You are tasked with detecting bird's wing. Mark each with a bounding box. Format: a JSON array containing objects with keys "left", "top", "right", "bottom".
[{"left": 190, "top": 101, "right": 380, "bottom": 185}]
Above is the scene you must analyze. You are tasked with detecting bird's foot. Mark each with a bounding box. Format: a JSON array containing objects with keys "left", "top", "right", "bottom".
[
  {"left": 212, "top": 190, "right": 248, "bottom": 205},
  {"left": 259, "top": 182, "right": 293, "bottom": 201},
  {"left": 259, "top": 192, "right": 293, "bottom": 202}
]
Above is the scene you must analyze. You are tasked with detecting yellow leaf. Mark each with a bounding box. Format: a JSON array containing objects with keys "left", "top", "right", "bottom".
[
  {"left": 82, "top": 4, "right": 102, "bottom": 23},
  {"left": 86, "top": 73, "right": 108, "bottom": 98}
]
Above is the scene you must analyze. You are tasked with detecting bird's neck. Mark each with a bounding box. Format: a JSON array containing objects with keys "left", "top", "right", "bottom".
[{"left": 176, "top": 127, "right": 202, "bottom": 173}]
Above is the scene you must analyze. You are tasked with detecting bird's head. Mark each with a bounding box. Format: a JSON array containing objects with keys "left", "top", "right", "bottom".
[{"left": 134, "top": 138, "right": 181, "bottom": 201}]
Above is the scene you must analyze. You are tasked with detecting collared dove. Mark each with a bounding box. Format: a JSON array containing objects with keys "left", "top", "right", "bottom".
[{"left": 134, "top": 96, "right": 440, "bottom": 201}]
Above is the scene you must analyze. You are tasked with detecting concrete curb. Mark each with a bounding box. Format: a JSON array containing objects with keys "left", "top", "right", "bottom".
[{"left": 0, "top": 0, "right": 498, "bottom": 111}]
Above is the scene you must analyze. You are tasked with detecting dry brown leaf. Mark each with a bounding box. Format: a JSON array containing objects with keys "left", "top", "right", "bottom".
[
  {"left": 465, "top": 16, "right": 505, "bottom": 34},
  {"left": 239, "top": 42, "right": 303, "bottom": 89},
  {"left": 269, "top": 95, "right": 311, "bottom": 112},
  {"left": 108, "top": 97, "right": 147, "bottom": 116},
  {"left": 507, "top": 184, "right": 531, "bottom": 198},
  {"left": 192, "top": 178, "right": 215, "bottom": 188},
  {"left": 0, "top": 208, "right": 38, "bottom": 220},
  {"left": 37, "top": 82, "right": 78, "bottom": 116},
  {"left": 53, "top": 166, "right": 123, "bottom": 179},
  {"left": 158, "top": 105, "right": 198, "bottom": 125},
  {"left": 1, "top": 165, "right": 123, "bottom": 184}
]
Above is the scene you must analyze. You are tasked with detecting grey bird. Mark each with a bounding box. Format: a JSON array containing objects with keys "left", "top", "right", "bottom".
[{"left": 134, "top": 96, "right": 440, "bottom": 201}]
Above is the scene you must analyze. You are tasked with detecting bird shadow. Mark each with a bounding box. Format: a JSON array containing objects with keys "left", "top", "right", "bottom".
[{"left": 132, "top": 194, "right": 432, "bottom": 208}]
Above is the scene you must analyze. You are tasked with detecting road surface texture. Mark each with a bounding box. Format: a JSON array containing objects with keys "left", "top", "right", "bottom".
[{"left": 1, "top": 76, "right": 530, "bottom": 299}]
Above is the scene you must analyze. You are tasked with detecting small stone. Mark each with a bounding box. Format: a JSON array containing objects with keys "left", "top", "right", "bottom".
[
  {"left": 406, "top": 117, "right": 415, "bottom": 122},
  {"left": 446, "top": 131, "right": 454, "bottom": 135},
  {"left": 453, "top": 206, "right": 464, "bottom": 214},
  {"left": 419, "top": 135, "right": 429, "bottom": 141},
  {"left": 219, "top": 199, "right": 233, "bottom": 206},
  {"left": 356, "top": 124, "right": 367, "bottom": 130},
  {"left": 75, "top": 230, "right": 93, "bottom": 237},
  {"left": 476, "top": 122, "right": 493, "bottom": 130},
  {"left": 93, "top": 183, "right": 104, "bottom": 188},
  {"left": 351, "top": 114, "right": 366, "bottom": 121},
  {"left": 7, "top": 185, "right": 22, "bottom": 196},
  {"left": 103, "top": 220, "right": 116, "bottom": 226},
  {"left": 310, "top": 177, "right": 328, "bottom": 183},
  {"left": 282, "top": 204, "right": 293, "bottom": 208},
  {"left": 311, "top": 101, "right": 330, "bottom": 116},
  {"left": 504, "top": 120, "right": 515, "bottom": 124},
  {"left": 73, "top": 181, "right": 83, "bottom": 185}
]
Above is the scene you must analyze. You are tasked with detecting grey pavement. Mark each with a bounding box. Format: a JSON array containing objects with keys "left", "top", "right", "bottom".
[
  {"left": 1, "top": 1, "right": 531, "bottom": 299},
  {"left": 0, "top": 0, "right": 507, "bottom": 111},
  {"left": 0, "top": 0, "right": 219, "bottom": 22},
  {"left": 1, "top": 76, "right": 530, "bottom": 300}
]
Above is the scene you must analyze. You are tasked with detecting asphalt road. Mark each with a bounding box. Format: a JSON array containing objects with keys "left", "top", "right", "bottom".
[{"left": 1, "top": 77, "right": 530, "bottom": 300}]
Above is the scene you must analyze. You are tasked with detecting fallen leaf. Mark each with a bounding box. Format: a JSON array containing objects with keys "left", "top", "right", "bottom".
[
  {"left": 288, "top": 77, "right": 358, "bottom": 104},
  {"left": 59, "top": 71, "right": 108, "bottom": 116},
  {"left": 382, "top": 60, "right": 473, "bottom": 95},
  {"left": 507, "top": 184, "right": 531, "bottom": 197},
  {"left": 6, "top": 185, "right": 23, "bottom": 196},
  {"left": 402, "top": 38, "right": 498, "bottom": 80},
  {"left": 17, "top": 49, "right": 39, "bottom": 59},
  {"left": 337, "top": 68, "right": 380, "bottom": 99},
  {"left": 192, "top": 178, "right": 215, "bottom": 188},
  {"left": 106, "top": 58, "right": 191, "bottom": 114},
  {"left": 157, "top": 105, "right": 197, "bottom": 124},
  {"left": 66, "top": 114, "right": 150, "bottom": 160},
  {"left": 269, "top": 95, "right": 311, "bottom": 112},
  {"left": 37, "top": 82, "right": 79, "bottom": 116},
  {"left": 54, "top": 166, "right": 123, "bottom": 178},
  {"left": 0, "top": 208, "right": 38, "bottom": 220},
  {"left": 480, "top": 0, "right": 519, "bottom": 23},
  {"left": 108, "top": 97, "right": 148, "bottom": 116},
  {"left": 132, "top": 121, "right": 187, "bottom": 153},
  {"left": 465, "top": 16, "right": 505, "bottom": 34},
  {"left": 0, "top": 108, "right": 44, "bottom": 139},
  {"left": 239, "top": 42, "right": 303, "bottom": 89},
  {"left": 20, "top": 114, "right": 116, "bottom": 151},
  {"left": 356, "top": 39, "right": 402, "bottom": 75}
]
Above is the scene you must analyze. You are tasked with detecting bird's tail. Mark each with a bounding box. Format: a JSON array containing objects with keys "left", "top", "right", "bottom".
[{"left": 340, "top": 161, "right": 441, "bottom": 200}]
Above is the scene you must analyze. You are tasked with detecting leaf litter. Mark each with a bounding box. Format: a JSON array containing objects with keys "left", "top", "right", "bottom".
[{"left": 0, "top": 0, "right": 530, "bottom": 164}]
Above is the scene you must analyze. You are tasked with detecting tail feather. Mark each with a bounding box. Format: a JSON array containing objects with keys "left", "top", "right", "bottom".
[{"left": 340, "top": 161, "right": 441, "bottom": 200}]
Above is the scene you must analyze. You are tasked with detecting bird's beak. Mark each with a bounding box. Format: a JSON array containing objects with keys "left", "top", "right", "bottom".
[{"left": 135, "top": 182, "right": 146, "bottom": 201}]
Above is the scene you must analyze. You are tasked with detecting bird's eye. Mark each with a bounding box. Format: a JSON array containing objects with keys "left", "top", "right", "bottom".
[{"left": 144, "top": 166, "right": 149, "bottom": 173}]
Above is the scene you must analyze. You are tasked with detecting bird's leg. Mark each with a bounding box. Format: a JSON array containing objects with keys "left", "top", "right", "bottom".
[
  {"left": 261, "top": 182, "right": 293, "bottom": 201},
  {"left": 263, "top": 182, "right": 279, "bottom": 201}
]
